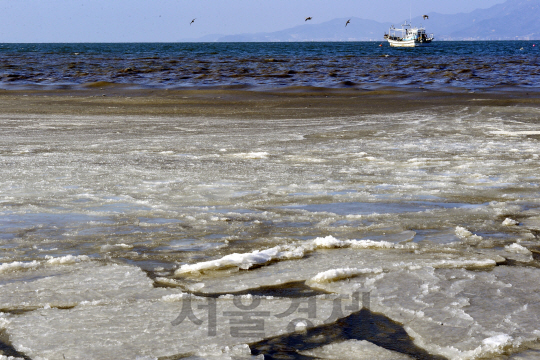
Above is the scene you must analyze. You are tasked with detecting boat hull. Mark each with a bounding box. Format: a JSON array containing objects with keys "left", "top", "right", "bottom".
[{"left": 387, "top": 38, "right": 432, "bottom": 47}]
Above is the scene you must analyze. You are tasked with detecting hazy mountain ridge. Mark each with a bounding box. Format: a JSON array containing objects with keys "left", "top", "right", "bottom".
[
  {"left": 424, "top": 0, "right": 540, "bottom": 40},
  {"left": 182, "top": 0, "right": 540, "bottom": 42},
  {"left": 216, "top": 17, "right": 393, "bottom": 42}
]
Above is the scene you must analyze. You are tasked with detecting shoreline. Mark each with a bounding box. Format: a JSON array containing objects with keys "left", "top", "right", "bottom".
[{"left": 2, "top": 87, "right": 540, "bottom": 119}]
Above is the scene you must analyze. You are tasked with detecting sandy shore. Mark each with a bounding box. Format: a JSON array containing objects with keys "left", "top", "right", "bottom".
[{"left": 2, "top": 87, "right": 540, "bottom": 118}]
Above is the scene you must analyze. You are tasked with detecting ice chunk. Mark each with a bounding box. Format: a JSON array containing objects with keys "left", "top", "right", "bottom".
[
  {"left": 100, "top": 243, "right": 134, "bottom": 251},
  {"left": 522, "top": 216, "right": 540, "bottom": 231},
  {"left": 0, "top": 261, "right": 39, "bottom": 274},
  {"left": 161, "top": 293, "right": 186, "bottom": 302},
  {"left": 232, "top": 152, "right": 269, "bottom": 159},
  {"left": 299, "top": 340, "right": 413, "bottom": 359},
  {"left": 175, "top": 236, "right": 413, "bottom": 278},
  {"left": 0, "top": 262, "right": 182, "bottom": 310},
  {"left": 455, "top": 226, "right": 483, "bottom": 243},
  {"left": 179, "top": 245, "right": 503, "bottom": 295},
  {"left": 481, "top": 334, "right": 513, "bottom": 350},
  {"left": 509, "top": 348, "right": 540, "bottom": 359},
  {"left": 308, "top": 266, "right": 540, "bottom": 360},
  {"left": 478, "top": 247, "right": 533, "bottom": 264},
  {"left": 183, "top": 344, "right": 264, "bottom": 359},
  {"left": 502, "top": 218, "right": 519, "bottom": 226},
  {"left": 307, "top": 268, "right": 384, "bottom": 284},
  {"left": 45, "top": 254, "right": 90, "bottom": 265},
  {"left": 174, "top": 244, "right": 305, "bottom": 275},
  {"left": 173, "top": 237, "right": 351, "bottom": 276},
  {"left": 504, "top": 243, "right": 532, "bottom": 255},
  {"left": 311, "top": 236, "right": 396, "bottom": 250},
  {"left": 4, "top": 294, "right": 348, "bottom": 360}
]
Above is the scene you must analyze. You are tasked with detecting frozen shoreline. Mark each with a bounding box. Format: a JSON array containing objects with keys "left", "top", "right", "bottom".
[{"left": 1, "top": 92, "right": 540, "bottom": 359}]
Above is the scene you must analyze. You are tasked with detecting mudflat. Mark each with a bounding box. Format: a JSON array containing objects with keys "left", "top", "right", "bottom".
[{"left": 2, "top": 87, "right": 540, "bottom": 118}]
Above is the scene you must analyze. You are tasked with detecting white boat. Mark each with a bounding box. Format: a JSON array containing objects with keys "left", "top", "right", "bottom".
[{"left": 384, "top": 21, "right": 433, "bottom": 47}]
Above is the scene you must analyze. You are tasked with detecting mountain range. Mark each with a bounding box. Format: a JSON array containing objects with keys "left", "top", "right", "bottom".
[{"left": 183, "top": 0, "right": 540, "bottom": 42}]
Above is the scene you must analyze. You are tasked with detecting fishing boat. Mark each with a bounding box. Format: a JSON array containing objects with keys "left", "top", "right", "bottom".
[{"left": 384, "top": 21, "right": 433, "bottom": 47}]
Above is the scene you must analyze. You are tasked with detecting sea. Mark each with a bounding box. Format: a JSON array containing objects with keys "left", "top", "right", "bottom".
[
  {"left": 1, "top": 41, "right": 540, "bottom": 90},
  {"left": 1, "top": 42, "right": 540, "bottom": 360}
]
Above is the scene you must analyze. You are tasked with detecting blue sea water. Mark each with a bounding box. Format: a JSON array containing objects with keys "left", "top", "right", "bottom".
[{"left": 1, "top": 41, "right": 539, "bottom": 90}]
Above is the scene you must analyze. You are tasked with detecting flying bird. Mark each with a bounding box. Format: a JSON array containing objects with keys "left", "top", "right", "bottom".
[
  {"left": 345, "top": 19, "right": 351, "bottom": 27},
  {"left": 423, "top": 15, "right": 429, "bottom": 20},
  {"left": 190, "top": 18, "right": 196, "bottom": 25},
  {"left": 305, "top": 17, "right": 312, "bottom": 21}
]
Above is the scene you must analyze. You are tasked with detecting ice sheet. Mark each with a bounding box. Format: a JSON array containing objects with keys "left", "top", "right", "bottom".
[
  {"left": 299, "top": 340, "right": 413, "bottom": 360},
  {"left": 3, "top": 292, "right": 350, "bottom": 360},
  {"left": 174, "top": 236, "right": 406, "bottom": 277},
  {"left": 309, "top": 266, "right": 540, "bottom": 360},
  {"left": 2, "top": 106, "right": 540, "bottom": 359},
  {"left": 177, "top": 241, "right": 504, "bottom": 294},
  {"left": 0, "top": 261, "right": 182, "bottom": 311}
]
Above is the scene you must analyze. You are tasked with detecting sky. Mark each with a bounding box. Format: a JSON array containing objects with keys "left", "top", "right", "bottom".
[{"left": 0, "top": 0, "right": 506, "bottom": 42}]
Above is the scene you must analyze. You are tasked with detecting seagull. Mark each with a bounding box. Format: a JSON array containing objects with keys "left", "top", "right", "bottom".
[
  {"left": 345, "top": 19, "right": 351, "bottom": 27},
  {"left": 423, "top": 15, "right": 429, "bottom": 20},
  {"left": 190, "top": 18, "right": 196, "bottom": 25},
  {"left": 305, "top": 17, "right": 312, "bottom": 21}
]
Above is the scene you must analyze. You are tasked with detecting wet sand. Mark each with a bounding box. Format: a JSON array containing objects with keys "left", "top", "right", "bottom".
[{"left": 1, "top": 87, "right": 540, "bottom": 119}]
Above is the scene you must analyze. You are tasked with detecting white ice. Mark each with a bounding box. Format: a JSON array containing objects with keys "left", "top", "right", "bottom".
[
  {"left": 2, "top": 106, "right": 540, "bottom": 359},
  {"left": 299, "top": 340, "right": 413, "bottom": 360}
]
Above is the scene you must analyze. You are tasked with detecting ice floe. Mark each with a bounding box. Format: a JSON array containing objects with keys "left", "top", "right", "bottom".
[
  {"left": 0, "top": 261, "right": 182, "bottom": 311},
  {"left": 2, "top": 289, "right": 349, "bottom": 359},
  {"left": 309, "top": 266, "right": 540, "bottom": 360},
  {"left": 174, "top": 236, "right": 412, "bottom": 277},
  {"left": 299, "top": 339, "right": 413, "bottom": 360}
]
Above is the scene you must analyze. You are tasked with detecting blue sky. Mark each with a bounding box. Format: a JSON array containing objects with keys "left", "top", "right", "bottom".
[{"left": 0, "top": 0, "right": 506, "bottom": 42}]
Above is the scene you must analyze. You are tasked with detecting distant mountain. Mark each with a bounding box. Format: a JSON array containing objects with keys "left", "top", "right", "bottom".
[
  {"left": 182, "top": 0, "right": 540, "bottom": 42},
  {"left": 216, "top": 17, "right": 392, "bottom": 42},
  {"left": 420, "top": 0, "right": 540, "bottom": 40}
]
